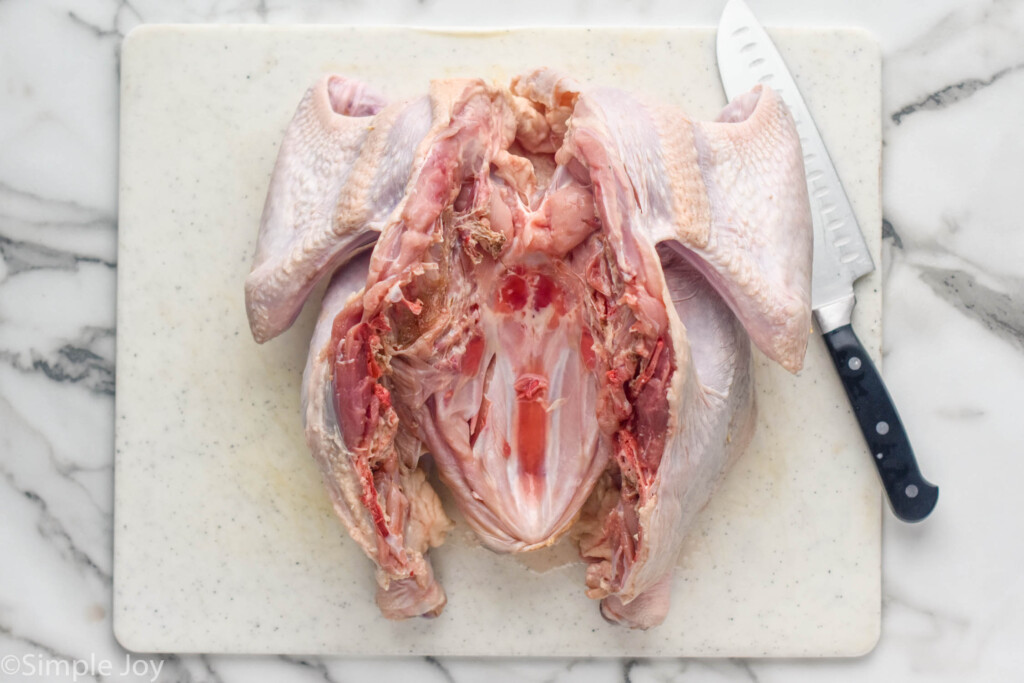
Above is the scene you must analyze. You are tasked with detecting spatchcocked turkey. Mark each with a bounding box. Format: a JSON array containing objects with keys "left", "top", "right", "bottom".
[{"left": 245, "top": 69, "right": 811, "bottom": 629}]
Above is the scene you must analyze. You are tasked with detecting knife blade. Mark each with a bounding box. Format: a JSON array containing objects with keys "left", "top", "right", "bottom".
[{"left": 716, "top": 0, "right": 938, "bottom": 522}]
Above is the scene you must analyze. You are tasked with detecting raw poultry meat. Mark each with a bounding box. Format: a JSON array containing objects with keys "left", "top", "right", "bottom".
[{"left": 245, "top": 69, "right": 811, "bottom": 628}]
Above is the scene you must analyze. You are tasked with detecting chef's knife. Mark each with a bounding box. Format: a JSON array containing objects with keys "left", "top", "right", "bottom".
[{"left": 716, "top": 0, "right": 938, "bottom": 522}]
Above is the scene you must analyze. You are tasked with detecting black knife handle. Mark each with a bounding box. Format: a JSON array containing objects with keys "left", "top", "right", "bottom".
[{"left": 822, "top": 324, "right": 938, "bottom": 522}]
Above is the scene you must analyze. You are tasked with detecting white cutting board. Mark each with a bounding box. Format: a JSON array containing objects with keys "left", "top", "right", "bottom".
[{"left": 115, "top": 26, "right": 882, "bottom": 657}]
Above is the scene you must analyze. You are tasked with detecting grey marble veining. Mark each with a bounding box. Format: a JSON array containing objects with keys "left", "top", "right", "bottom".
[{"left": 2, "top": 0, "right": 1023, "bottom": 680}]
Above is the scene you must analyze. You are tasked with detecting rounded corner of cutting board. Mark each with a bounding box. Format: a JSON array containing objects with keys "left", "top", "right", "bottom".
[
  {"left": 112, "top": 610, "right": 153, "bottom": 656},
  {"left": 844, "top": 613, "right": 883, "bottom": 658}
]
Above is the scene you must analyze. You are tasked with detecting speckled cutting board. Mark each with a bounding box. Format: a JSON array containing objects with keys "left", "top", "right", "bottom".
[{"left": 115, "top": 26, "right": 882, "bottom": 657}]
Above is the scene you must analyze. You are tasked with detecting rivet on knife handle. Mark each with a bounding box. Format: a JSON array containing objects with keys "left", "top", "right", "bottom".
[{"left": 822, "top": 324, "right": 939, "bottom": 522}]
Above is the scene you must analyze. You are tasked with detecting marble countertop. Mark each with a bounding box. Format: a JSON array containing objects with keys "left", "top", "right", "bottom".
[{"left": 1, "top": 0, "right": 1022, "bottom": 681}]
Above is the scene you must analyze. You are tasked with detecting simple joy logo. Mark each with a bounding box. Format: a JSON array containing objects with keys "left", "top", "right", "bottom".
[{"left": 1, "top": 653, "right": 165, "bottom": 681}]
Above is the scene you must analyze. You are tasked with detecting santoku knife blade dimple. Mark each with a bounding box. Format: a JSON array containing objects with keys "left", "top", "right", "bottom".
[{"left": 715, "top": 0, "right": 938, "bottom": 522}]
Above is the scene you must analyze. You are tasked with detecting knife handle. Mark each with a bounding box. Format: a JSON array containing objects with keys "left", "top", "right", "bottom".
[{"left": 822, "top": 324, "right": 938, "bottom": 522}]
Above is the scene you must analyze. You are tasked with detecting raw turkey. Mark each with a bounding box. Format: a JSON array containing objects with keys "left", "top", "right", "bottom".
[{"left": 245, "top": 69, "right": 811, "bottom": 629}]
